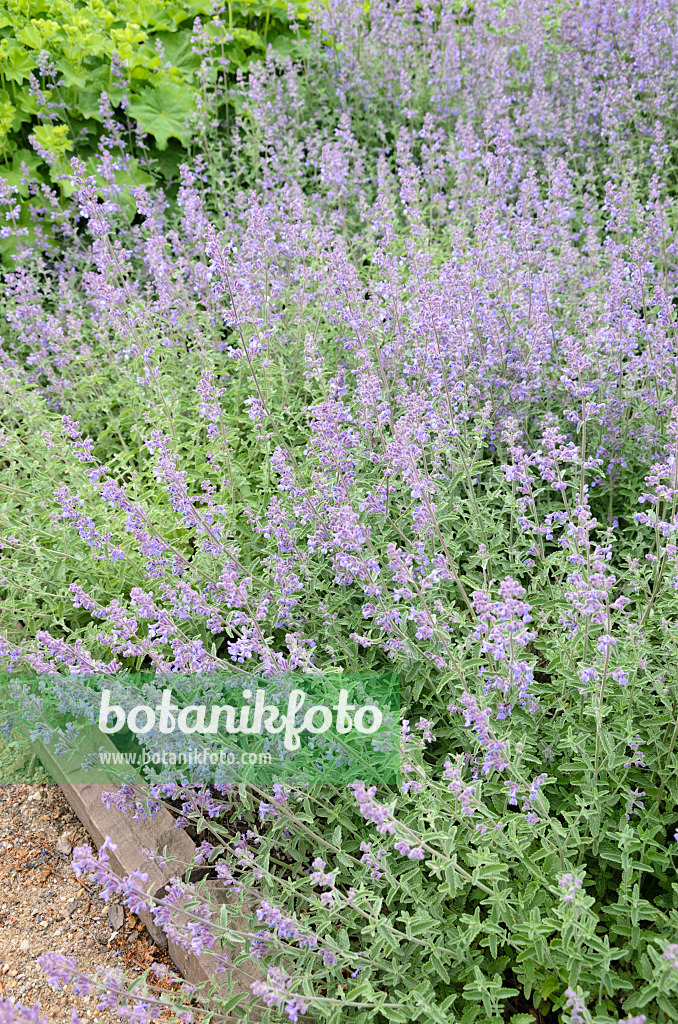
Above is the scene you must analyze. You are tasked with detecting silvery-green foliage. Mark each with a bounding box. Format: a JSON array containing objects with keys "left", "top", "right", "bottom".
[{"left": 2, "top": 2, "right": 678, "bottom": 1023}]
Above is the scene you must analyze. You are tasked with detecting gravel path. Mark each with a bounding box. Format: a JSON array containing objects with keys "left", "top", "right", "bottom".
[{"left": 0, "top": 784, "right": 181, "bottom": 1021}]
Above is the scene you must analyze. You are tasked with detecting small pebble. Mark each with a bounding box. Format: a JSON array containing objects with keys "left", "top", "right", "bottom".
[
  {"left": 108, "top": 904, "right": 125, "bottom": 931},
  {"left": 55, "top": 834, "right": 73, "bottom": 856}
]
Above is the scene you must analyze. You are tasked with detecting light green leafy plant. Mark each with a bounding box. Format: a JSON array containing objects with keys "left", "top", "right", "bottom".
[{"left": 0, "top": 0, "right": 309, "bottom": 258}]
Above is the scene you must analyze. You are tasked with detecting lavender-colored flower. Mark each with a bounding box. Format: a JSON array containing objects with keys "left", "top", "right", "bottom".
[
  {"left": 457, "top": 693, "right": 509, "bottom": 775},
  {"left": 625, "top": 790, "right": 646, "bottom": 821},
  {"left": 528, "top": 773, "right": 548, "bottom": 802},
  {"left": 251, "top": 967, "right": 309, "bottom": 1022},
  {"left": 309, "top": 856, "right": 334, "bottom": 887},
  {"left": 559, "top": 872, "right": 584, "bottom": 903},
  {"left": 564, "top": 987, "right": 589, "bottom": 1024},
  {"left": 663, "top": 943, "right": 678, "bottom": 969},
  {"left": 256, "top": 900, "right": 317, "bottom": 949},
  {"left": 578, "top": 667, "right": 599, "bottom": 685},
  {"left": 351, "top": 781, "right": 395, "bottom": 835},
  {"left": 443, "top": 761, "right": 479, "bottom": 816},
  {"left": 0, "top": 1000, "right": 47, "bottom": 1023},
  {"left": 360, "top": 841, "right": 386, "bottom": 879},
  {"left": 37, "top": 953, "right": 82, "bottom": 992}
]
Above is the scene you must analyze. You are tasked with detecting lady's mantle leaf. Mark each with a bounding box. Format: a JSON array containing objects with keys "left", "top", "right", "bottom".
[{"left": 127, "top": 82, "right": 195, "bottom": 149}]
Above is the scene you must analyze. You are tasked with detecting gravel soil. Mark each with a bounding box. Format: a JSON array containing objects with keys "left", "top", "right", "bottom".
[{"left": 0, "top": 784, "right": 182, "bottom": 1022}]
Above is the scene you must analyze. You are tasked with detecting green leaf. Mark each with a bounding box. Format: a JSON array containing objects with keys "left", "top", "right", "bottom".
[
  {"left": 16, "top": 18, "right": 60, "bottom": 50},
  {"left": 219, "top": 992, "right": 247, "bottom": 1013},
  {"left": 126, "top": 82, "right": 196, "bottom": 149},
  {"left": 32, "top": 123, "right": 72, "bottom": 157},
  {"left": 4, "top": 44, "right": 36, "bottom": 83},
  {"left": 345, "top": 979, "right": 376, "bottom": 1001},
  {"left": 405, "top": 913, "right": 441, "bottom": 939},
  {"left": 153, "top": 30, "right": 200, "bottom": 81},
  {"left": 54, "top": 59, "right": 90, "bottom": 89},
  {"left": 230, "top": 26, "right": 266, "bottom": 49},
  {"left": 381, "top": 1010, "right": 410, "bottom": 1024},
  {"left": 0, "top": 148, "right": 42, "bottom": 192},
  {"left": 12, "top": 95, "right": 37, "bottom": 127},
  {"left": 430, "top": 950, "right": 451, "bottom": 984},
  {"left": 541, "top": 975, "right": 561, "bottom": 1001},
  {"left": 76, "top": 87, "right": 107, "bottom": 121},
  {"left": 269, "top": 33, "right": 297, "bottom": 55}
]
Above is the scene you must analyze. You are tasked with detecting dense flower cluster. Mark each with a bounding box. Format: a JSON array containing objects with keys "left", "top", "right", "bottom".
[{"left": 1, "top": 1, "right": 678, "bottom": 1023}]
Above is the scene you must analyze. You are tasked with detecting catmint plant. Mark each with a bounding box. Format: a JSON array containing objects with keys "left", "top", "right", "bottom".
[{"left": 1, "top": 2, "right": 678, "bottom": 1023}]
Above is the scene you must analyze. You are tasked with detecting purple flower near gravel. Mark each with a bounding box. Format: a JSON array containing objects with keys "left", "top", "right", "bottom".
[
  {"left": 36, "top": 954, "right": 81, "bottom": 990},
  {"left": 150, "top": 881, "right": 218, "bottom": 957},
  {"left": 0, "top": 1002, "right": 47, "bottom": 1024},
  {"left": 193, "top": 840, "right": 214, "bottom": 865},
  {"left": 72, "top": 839, "right": 152, "bottom": 915}
]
